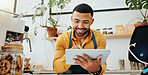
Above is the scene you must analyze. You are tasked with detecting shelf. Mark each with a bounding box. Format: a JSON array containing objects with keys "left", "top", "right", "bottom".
[
  {"left": 46, "top": 34, "right": 132, "bottom": 41},
  {"left": 105, "top": 70, "right": 142, "bottom": 74},
  {"left": 46, "top": 37, "right": 58, "bottom": 41},
  {"left": 104, "top": 34, "right": 132, "bottom": 39}
]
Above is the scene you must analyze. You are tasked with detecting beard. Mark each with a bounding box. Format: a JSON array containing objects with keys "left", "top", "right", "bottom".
[{"left": 74, "top": 27, "right": 90, "bottom": 37}]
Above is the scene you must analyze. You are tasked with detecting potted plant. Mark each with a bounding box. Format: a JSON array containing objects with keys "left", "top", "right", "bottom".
[
  {"left": 125, "top": 0, "right": 148, "bottom": 27},
  {"left": 32, "top": 0, "right": 71, "bottom": 37}
]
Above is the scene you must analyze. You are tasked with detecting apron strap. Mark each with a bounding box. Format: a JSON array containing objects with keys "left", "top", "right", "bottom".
[
  {"left": 69, "top": 30, "right": 97, "bottom": 49},
  {"left": 91, "top": 30, "right": 97, "bottom": 49},
  {"left": 69, "top": 31, "right": 73, "bottom": 49}
]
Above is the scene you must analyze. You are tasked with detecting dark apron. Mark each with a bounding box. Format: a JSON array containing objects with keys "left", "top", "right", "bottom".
[{"left": 62, "top": 30, "right": 97, "bottom": 74}]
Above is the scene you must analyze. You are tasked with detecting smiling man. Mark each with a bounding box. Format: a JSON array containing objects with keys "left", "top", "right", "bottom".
[{"left": 53, "top": 3, "right": 106, "bottom": 75}]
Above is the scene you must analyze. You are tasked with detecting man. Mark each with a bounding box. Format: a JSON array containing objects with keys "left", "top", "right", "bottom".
[{"left": 53, "top": 3, "right": 106, "bottom": 75}]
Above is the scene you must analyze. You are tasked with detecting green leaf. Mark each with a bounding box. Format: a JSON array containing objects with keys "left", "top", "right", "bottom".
[
  {"left": 125, "top": 0, "right": 131, "bottom": 6},
  {"left": 44, "top": 7, "right": 47, "bottom": 10},
  {"left": 67, "top": 26, "right": 73, "bottom": 30},
  {"left": 57, "top": 0, "right": 63, "bottom": 6},
  {"left": 36, "top": 7, "right": 41, "bottom": 10},
  {"left": 33, "top": 3, "right": 41, "bottom": 9},
  {"left": 40, "top": 25, "right": 46, "bottom": 28},
  {"left": 126, "top": 0, "right": 145, "bottom": 10},
  {"left": 33, "top": 6, "right": 37, "bottom": 9},
  {"left": 143, "top": 4, "right": 148, "bottom": 9},
  {"left": 133, "top": 0, "right": 138, "bottom": 9},
  {"left": 34, "top": 27, "right": 38, "bottom": 35},
  {"left": 60, "top": 5, "right": 63, "bottom": 9},
  {"left": 146, "top": 0, "right": 148, "bottom": 3},
  {"left": 48, "top": 0, "right": 57, "bottom": 8},
  {"left": 129, "top": 3, "right": 133, "bottom": 10},
  {"left": 32, "top": 15, "right": 36, "bottom": 24}
]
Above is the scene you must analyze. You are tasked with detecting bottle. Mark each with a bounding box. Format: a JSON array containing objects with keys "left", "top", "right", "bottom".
[
  {"left": 102, "top": 28, "right": 107, "bottom": 34},
  {"left": 96, "top": 29, "right": 100, "bottom": 32},
  {"left": 108, "top": 28, "right": 113, "bottom": 34}
]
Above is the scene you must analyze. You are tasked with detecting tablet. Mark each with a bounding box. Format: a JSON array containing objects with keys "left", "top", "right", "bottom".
[{"left": 65, "top": 49, "right": 111, "bottom": 65}]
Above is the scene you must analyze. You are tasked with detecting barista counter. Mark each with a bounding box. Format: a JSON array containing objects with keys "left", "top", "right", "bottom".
[
  {"left": 24, "top": 74, "right": 140, "bottom": 75},
  {"left": 30, "top": 70, "right": 142, "bottom": 75}
]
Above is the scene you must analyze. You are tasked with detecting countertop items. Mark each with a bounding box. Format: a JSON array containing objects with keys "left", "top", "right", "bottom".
[
  {"left": 0, "top": 52, "right": 24, "bottom": 74},
  {"left": 23, "top": 73, "right": 140, "bottom": 75},
  {"left": 30, "top": 70, "right": 142, "bottom": 75}
]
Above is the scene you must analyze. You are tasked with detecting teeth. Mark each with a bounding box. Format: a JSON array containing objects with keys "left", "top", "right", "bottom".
[{"left": 78, "top": 29, "right": 83, "bottom": 33}]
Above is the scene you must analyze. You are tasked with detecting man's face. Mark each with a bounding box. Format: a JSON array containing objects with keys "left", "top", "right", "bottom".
[{"left": 71, "top": 11, "right": 94, "bottom": 37}]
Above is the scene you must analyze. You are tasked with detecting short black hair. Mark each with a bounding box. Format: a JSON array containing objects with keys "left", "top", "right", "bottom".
[{"left": 72, "top": 3, "right": 93, "bottom": 16}]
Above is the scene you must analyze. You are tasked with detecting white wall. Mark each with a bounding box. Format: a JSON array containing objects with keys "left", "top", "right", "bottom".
[{"left": 21, "top": 9, "right": 144, "bottom": 70}]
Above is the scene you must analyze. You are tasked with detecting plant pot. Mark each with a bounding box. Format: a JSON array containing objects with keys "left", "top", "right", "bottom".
[
  {"left": 134, "top": 22, "right": 147, "bottom": 28},
  {"left": 47, "top": 27, "right": 57, "bottom": 37}
]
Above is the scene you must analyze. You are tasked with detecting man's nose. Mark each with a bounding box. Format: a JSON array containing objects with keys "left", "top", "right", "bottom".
[{"left": 78, "top": 22, "right": 84, "bottom": 28}]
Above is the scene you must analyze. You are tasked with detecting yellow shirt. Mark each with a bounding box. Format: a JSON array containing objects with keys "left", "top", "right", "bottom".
[{"left": 53, "top": 29, "right": 107, "bottom": 75}]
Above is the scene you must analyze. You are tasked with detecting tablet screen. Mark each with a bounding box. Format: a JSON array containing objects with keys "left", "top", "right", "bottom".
[{"left": 65, "top": 49, "right": 111, "bottom": 65}]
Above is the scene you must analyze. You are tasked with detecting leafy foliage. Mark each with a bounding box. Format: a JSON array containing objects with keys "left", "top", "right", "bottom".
[
  {"left": 125, "top": 0, "right": 148, "bottom": 9},
  {"left": 32, "top": 0, "right": 71, "bottom": 35},
  {"left": 32, "top": 0, "right": 71, "bottom": 27},
  {"left": 125, "top": 0, "right": 148, "bottom": 22}
]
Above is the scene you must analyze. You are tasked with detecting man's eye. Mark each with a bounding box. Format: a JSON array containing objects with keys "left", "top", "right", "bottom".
[
  {"left": 84, "top": 22, "right": 89, "bottom": 24},
  {"left": 75, "top": 21, "right": 79, "bottom": 23}
]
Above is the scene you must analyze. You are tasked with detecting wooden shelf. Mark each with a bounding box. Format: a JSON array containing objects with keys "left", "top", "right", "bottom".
[
  {"left": 105, "top": 70, "right": 142, "bottom": 74},
  {"left": 46, "top": 37, "right": 58, "bottom": 41},
  {"left": 46, "top": 34, "right": 132, "bottom": 41},
  {"left": 104, "top": 34, "right": 132, "bottom": 39}
]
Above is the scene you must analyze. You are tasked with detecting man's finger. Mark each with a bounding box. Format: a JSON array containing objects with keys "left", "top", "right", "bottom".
[
  {"left": 97, "top": 55, "right": 103, "bottom": 61},
  {"left": 73, "top": 58, "right": 84, "bottom": 66},
  {"left": 82, "top": 53, "right": 93, "bottom": 63},
  {"left": 77, "top": 45, "right": 83, "bottom": 49},
  {"left": 71, "top": 45, "right": 79, "bottom": 49},
  {"left": 76, "top": 55, "right": 87, "bottom": 64}
]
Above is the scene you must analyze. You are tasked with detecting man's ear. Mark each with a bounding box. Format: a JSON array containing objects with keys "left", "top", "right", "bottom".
[
  {"left": 90, "top": 18, "right": 94, "bottom": 25},
  {"left": 71, "top": 16, "right": 73, "bottom": 22}
]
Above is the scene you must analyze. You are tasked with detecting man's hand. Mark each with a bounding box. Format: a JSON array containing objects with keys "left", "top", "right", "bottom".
[
  {"left": 73, "top": 53, "right": 103, "bottom": 72},
  {"left": 70, "top": 45, "right": 83, "bottom": 49}
]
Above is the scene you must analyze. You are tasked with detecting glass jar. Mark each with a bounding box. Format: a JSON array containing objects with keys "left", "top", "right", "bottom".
[
  {"left": 0, "top": 51, "right": 25, "bottom": 74},
  {"left": 108, "top": 28, "right": 113, "bottom": 34},
  {"left": 96, "top": 29, "right": 100, "bottom": 32},
  {"left": 102, "top": 28, "right": 108, "bottom": 34}
]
